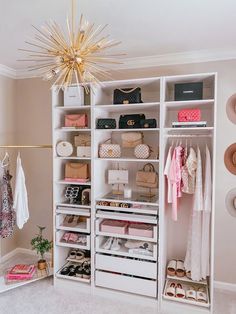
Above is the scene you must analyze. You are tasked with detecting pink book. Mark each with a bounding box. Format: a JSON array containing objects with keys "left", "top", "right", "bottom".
[{"left": 6, "top": 265, "right": 36, "bottom": 280}]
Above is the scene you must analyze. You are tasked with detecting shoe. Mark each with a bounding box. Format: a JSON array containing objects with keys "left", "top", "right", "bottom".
[
  {"left": 82, "top": 261, "right": 91, "bottom": 279},
  {"left": 60, "top": 265, "right": 74, "bottom": 275},
  {"left": 110, "top": 238, "right": 120, "bottom": 251},
  {"left": 61, "top": 232, "right": 71, "bottom": 242},
  {"left": 103, "top": 237, "right": 113, "bottom": 250},
  {"left": 68, "top": 249, "right": 77, "bottom": 259},
  {"left": 68, "top": 233, "right": 79, "bottom": 243},
  {"left": 176, "top": 260, "right": 186, "bottom": 278},
  {"left": 167, "top": 260, "right": 177, "bottom": 277},
  {"left": 68, "top": 265, "right": 76, "bottom": 277},
  {"left": 76, "top": 250, "right": 85, "bottom": 260},
  {"left": 75, "top": 264, "right": 84, "bottom": 278}
]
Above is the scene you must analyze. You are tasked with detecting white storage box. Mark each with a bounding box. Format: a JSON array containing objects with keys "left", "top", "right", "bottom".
[
  {"left": 64, "top": 86, "right": 84, "bottom": 106},
  {"left": 77, "top": 146, "right": 91, "bottom": 158}
]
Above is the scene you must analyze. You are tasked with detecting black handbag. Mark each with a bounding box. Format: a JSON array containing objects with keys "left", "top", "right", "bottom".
[
  {"left": 113, "top": 87, "right": 142, "bottom": 104},
  {"left": 119, "top": 114, "right": 145, "bottom": 129},
  {"left": 174, "top": 82, "right": 203, "bottom": 101},
  {"left": 96, "top": 119, "right": 116, "bottom": 129},
  {"left": 140, "top": 119, "right": 157, "bottom": 128}
]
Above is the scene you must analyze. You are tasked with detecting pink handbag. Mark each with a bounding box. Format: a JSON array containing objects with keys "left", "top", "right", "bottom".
[
  {"left": 178, "top": 109, "right": 201, "bottom": 122},
  {"left": 65, "top": 114, "right": 88, "bottom": 128}
]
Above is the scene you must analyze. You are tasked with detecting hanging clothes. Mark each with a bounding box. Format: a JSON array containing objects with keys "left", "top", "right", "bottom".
[
  {"left": 181, "top": 147, "right": 197, "bottom": 194},
  {"left": 0, "top": 163, "right": 15, "bottom": 238},
  {"left": 164, "top": 146, "right": 173, "bottom": 203},
  {"left": 201, "top": 145, "right": 211, "bottom": 279},
  {"left": 184, "top": 146, "right": 203, "bottom": 281},
  {"left": 14, "top": 153, "right": 29, "bottom": 229}
]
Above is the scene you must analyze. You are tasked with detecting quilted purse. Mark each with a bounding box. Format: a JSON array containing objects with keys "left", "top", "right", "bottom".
[
  {"left": 65, "top": 163, "right": 89, "bottom": 180},
  {"left": 74, "top": 134, "right": 91, "bottom": 146},
  {"left": 121, "top": 132, "right": 143, "bottom": 148},
  {"left": 108, "top": 170, "right": 129, "bottom": 185},
  {"left": 96, "top": 119, "right": 116, "bottom": 129},
  {"left": 77, "top": 146, "right": 91, "bottom": 158},
  {"left": 99, "top": 139, "right": 121, "bottom": 158},
  {"left": 136, "top": 163, "right": 158, "bottom": 188},
  {"left": 119, "top": 114, "right": 145, "bottom": 129},
  {"left": 113, "top": 87, "right": 142, "bottom": 104},
  {"left": 178, "top": 109, "right": 201, "bottom": 122},
  {"left": 134, "top": 144, "right": 152, "bottom": 159},
  {"left": 65, "top": 114, "right": 88, "bottom": 128},
  {"left": 56, "top": 141, "right": 73, "bottom": 157},
  {"left": 140, "top": 119, "right": 157, "bottom": 128}
]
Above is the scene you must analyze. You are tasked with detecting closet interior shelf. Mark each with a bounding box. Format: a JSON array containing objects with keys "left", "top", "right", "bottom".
[{"left": 0, "top": 145, "right": 52, "bottom": 148}]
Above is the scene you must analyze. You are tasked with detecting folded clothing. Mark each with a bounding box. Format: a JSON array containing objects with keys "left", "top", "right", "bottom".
[
  {"left": 124, "top": 239, "right": 153, "bottom": 252},
  {"left": 128, "top": 248, "right": 153, "bottom": 256}
]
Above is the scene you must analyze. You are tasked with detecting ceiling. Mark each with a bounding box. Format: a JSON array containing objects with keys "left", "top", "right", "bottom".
[{"left": 1, "top": 0, "right": 236, "bottom": 71}]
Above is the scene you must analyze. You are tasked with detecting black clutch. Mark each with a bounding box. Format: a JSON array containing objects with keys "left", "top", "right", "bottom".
[
  {"left": 119, "top": 114, "right": 145, "bottom": 129},
  {"left": 140, "top": 119, "right": 157, "bottom": 128},
  {"left": 113, "top": 87, "right": 142, "bottom": 104},
  {"left": 97, "top": 119, "right": 116, "bottom": 129}
]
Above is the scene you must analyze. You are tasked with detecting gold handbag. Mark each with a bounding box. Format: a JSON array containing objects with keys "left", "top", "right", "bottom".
[
  {"left": 121, "top": 132, "right": 143, "bottom": 148},
  {"left": 136, "top": 163, "right": 158, "bottom": 188},
  {"left": 65, "top": 163, "right": 89, "bottom": 179}
]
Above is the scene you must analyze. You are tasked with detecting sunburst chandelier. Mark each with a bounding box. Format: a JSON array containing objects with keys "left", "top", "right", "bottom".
[{"left": 19, "top": 0, "right": 122, "bottom": 92}]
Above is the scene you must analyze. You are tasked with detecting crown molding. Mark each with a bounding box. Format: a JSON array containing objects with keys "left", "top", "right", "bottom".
[{"left": 1, "top": 48, "right": 236, "bottom": 79}]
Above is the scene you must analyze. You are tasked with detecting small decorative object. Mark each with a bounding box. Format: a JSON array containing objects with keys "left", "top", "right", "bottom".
[
  {"left": 140, "top": 118, "right": 157, "bottom": 128},
  {"left": 119, "top": 114, "right": 145, "bottom": 129},
  {"left": 113, "top": 87, "right": 142, "bottom": 104},
  {"left": 19, "top": 0, "right": 122, "bottom": 91},
  {"left": 178, "top": 109, "right": 201, "bottom": 122},
  {"left": 225, "top": 188, "right": 236, "bottom": 218},
  {"left": 96, "top": 119, "right": 116, "bottom": 129},
  {"left": 224, "top": 143, "right": 236, "bottom": 175},
  {"left": 31, "top": 226, "right": 52, "bottom": 270},
  {"left": 108, "top": 169, "right": 128, "bottom": 195},
  {"left": 99, "top": 139, "right": 121, "bottom": 158},
  {"left": 226, "top": 93, "right": 236, "bottom": 125},
  {"left": 124, "top": 188, "right": 132, "bottom": 199},
  {"left": 65, "top": 114, "right": 88, "bottom": 128},
  {"left": 134, "top": 144, "right": 152, "bottom": 159},
  {"left": 121, "top": 132, "right": 143, "bottom": 148},
  {"left": 64, "top": 86, "right": 84, "bottom": 106},
  {"left": 56, "top": 141, "right": 73, "bottom": 157},
  {"left": 174, "top": 82, "right": 203, "bottom": 101}
]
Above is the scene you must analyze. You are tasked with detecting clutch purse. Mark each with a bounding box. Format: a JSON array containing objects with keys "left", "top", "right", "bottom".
[
  {"left": 136, "top": 163, "right": 158, "bottom": 188},
  {"left": 65, "top": 114, "right": 88, "bottom": 128},
  {"left": 108, "top": 170, "right": 129, "bottom": 185},
  {"left": 121, "top": 132, "right": 143, "bottom": 148},
  {"left": 65, "top": 163, "right": 89, "bottom": 180},
  {"left": 119, "top": 114, "right": 145, "bottom": 129},
  {"left": 113, "top": 87, "right": 142, "bottom": 104},
  {"left": 178, "top": 109, "right": 201, "bottom": 122},
  {"left": 74, "top": 134, "right": 91, "bottom": 146},
  {"left": 56, "top": 141, "right": 73, "bottom": 157},
  {"left": 99, "top": 139, "right": 121, "bottom": 158},
  {"left": 140, "top": 119, "right": 157, "bottom": 128},
  {"left": 96, "top": 119, "right": 116, "bottom": 129},
  {"left": 77, "top": 147, "right": 91, "bottom": 158}
]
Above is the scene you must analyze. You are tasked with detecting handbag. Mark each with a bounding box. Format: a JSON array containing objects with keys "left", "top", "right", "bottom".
[
  {"left": 119, "top": 114, "right": 145, "bottom": 129},
  {"left": 113, "top": 87, "right": 142, "bottom": 104},
  {"left": 121, "top": 132, "right": 143, "bottom": 148},
  {"left": 178, "top": 109, "right": 201, "bottom": 122},
  {"left": 74, "top": 134, "right": 91, "bottom": 146},
  {"left": 134, "top": 144, "right": 152, "bottom": 159},
  {"left": 56, "top": 141, "right": 73, "bottom": 157},
  {"left": 65, "top": 114, "right": 88, "bottom": 128},
  {"left": 108, "top": 170, "right": 129, "bottom": 185},
  {"left": 96, "top": 118, "right": 116, "bottom": 129},
  {"left": 65, "top": 163, "right": 89, "bottom": 180},
  {"left": 136, "top": 163, "right": 158, "bottom": 188},
  {"left": 81, "top": 188, "right": 91, "bottom": 205},
  {"left": 140, "top": 119, "right": 157, "bottom": 128},
  {"left": 77, "top": 146, "right": 91, "bottom": 158},
  {"left": 64, "top": 86, "right": 84, "bottom": 106},
  {"left": 99, "top": 139, "right": 121, "bottom": 158}
]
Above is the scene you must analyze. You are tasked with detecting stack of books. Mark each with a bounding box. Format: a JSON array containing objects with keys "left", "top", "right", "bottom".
[
  {"left": 5, "top": 264, "right": 36, "bottom": 284},
  {"left": 172, "top": 121, "right": 207, "bottom": 128}
]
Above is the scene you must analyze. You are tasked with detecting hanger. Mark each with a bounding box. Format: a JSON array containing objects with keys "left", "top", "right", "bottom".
[{"left": 1, "top": 152, "right": 10, "bottom": 168}]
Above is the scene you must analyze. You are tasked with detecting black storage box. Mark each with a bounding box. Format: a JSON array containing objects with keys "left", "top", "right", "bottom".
[{"left": 174, "top": 82, "right": 203, "bottom": 101}]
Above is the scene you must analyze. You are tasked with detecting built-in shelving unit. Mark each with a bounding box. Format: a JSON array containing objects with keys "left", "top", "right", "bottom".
[{"left": 52, "top": 73, "right": 216, "bottom": 313}]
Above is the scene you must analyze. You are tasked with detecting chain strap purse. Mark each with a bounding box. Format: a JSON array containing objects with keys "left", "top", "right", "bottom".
[
  {"left": 113, "top": 87, "right": 142, "bottom": 104},
  {"left": 99, "top": 139, "right": 121, "bottom": 158}
]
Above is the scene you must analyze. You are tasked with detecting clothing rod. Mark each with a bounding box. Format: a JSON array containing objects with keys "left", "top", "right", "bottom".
[
  {"left": 165, "top": 134, "right": 212, "bottom": 138},
  {"left": 0, "top": 145, "right": 52, "bottom": 148}
]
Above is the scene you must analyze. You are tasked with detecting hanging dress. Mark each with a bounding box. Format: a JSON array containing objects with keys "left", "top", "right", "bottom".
[
  {"left": 0, "top": 166, "right": 15, "bottom": 238},
  {"left": 181, "top": 147, "right": 197, "bottom": 194},
  {"left": 14, "top": 153, "right": 29, "bottom": 229},
  {"left": 164, "top": 146, "right": 173, "bottom": 203},
  {"left": 201, "top": 145, "right": 211, "bottom": 279},
  {"left": 184, "top": 146, "right": 203, "bottom": 281}
]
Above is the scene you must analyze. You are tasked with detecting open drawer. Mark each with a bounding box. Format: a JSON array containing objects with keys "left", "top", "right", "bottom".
[
  {"left": 56, "top": 213, "right": 91, "bottom": 233},
  {"left": 55, "top": 230, "right": 90, "bottom": 250},
  {"left": 96, "top": 254, "right": 157, "bottom": 279},
  {"left": 96, "top": 270, "right": 157, "bottom": 298}
]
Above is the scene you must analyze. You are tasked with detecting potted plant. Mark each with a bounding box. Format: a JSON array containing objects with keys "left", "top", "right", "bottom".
[{"left": 31, "top": 226, "right": 52, "bottom": 270}]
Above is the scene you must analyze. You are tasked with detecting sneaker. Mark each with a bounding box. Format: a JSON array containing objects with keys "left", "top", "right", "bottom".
[{"left": 103, "top": 237, "right": 113, "bottom": 250}]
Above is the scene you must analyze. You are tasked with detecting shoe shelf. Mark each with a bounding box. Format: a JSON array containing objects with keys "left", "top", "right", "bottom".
[
  {"left": 56, "top": 207, "right": 91, "bottom": 217},
  {"left": 96, "top": 205, "right": 158, "bottom": 215},
  {"left": 56, "top": 262, "right": 91, "bottom": 284},
  {"left": 166, "top": 274, "right": 207, "bottom": 286},
  {"left": 56, "top": 203, "right": 91, "bottom": 210},
  {"left": 55, "top": 230, "right": 90, "bottom": 250},
  {"left": 56, "top": 215, "right": 91, "bottom": 234}
]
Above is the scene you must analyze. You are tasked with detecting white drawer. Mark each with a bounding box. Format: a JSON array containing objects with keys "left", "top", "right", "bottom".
[
  {"left": 96, "top": 271, "right": 157, "bottom": 298},
  {"left": 56, "top": 213, "right": 90, "bottom": 233},
  {"left": 55, "top": 230, "right": 90, "bottom": 250},
  {"left": 96, "top": 254, "right": 157, "bottom": 279}
]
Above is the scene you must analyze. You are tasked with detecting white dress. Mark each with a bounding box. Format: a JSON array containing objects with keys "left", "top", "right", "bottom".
[
  {"left": 184, "top": 146, "right": 203, "bottom": 281},
  {"left": 14, "top": 154, "right": 29, "bottom": 229},
  {"left": 201, "top": 145, "right": 211, "bottom": 279}
]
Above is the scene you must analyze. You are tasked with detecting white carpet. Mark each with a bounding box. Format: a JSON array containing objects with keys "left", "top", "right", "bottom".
[{"left": 0, "top": 277, "right": 235, "bottom": 314}]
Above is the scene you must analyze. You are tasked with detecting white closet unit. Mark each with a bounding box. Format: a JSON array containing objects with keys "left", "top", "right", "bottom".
[{"left": 52, "top": 72, "right": 216, "bottom": 313}]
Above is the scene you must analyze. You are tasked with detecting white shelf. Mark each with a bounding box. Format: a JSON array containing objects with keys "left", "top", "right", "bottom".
[
  {"left": 94, "top": 102, "right": 160, "bottom": 112},
  {"left": 56, "top": 180, "right": 91, "bottom": 186},
  {"left": 164, "top": 99, "right": 214, "bottom": 108},
  {"left": 56, "top": 273, "right": 90, "bottom": 284},
  {"left": 96, "top": 210, "right": 158, "bottom": 224},
  {"left": 56, "top": 207, "right": 90, "bottom": 217},
  {"left": 96, "top": 205, "right": 158, "bottom": 215},
  {"left": 95, "top": 157, "right": 159, "bottom": 163},
  {"left": 96, "top": 231, "right": 157, "bottom": 243},
  {"left": 95, "top": 128, "right": 159, "bottom": 132},
  {"left": 166, "top": 274, "right": 207, "bottom": 285},
  {"left": 56, "top": 225, "right": 90, "bottom": 234},
  {"left": 56, "top": 241, "right": 90, "bottom": 250},
  {"left": 56, "top": 128, "right": 91, "bottom": 132},
  {"left": 56, "top": 203, "right": 91, "bottom": 209},
  {"left": 55, "top": 106, "right": 91, "bottom": 110},
  {"left": 165, "top": 127, "right": 214, "bottom": 132},
  {"left": 56, "top": 156, "right": 91, "bottom": 161}
]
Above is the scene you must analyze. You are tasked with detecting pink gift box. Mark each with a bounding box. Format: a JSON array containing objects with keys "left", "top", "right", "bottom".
[
  {"left": 128, "top": 223, "right": 153, "bottom": 238},
  {"left": 100, "top": 220, "right": 128, "bottom": 234}
]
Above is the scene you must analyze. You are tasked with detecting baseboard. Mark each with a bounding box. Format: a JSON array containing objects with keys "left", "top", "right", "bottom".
[
  {"left": 1, "top": 247, "right": 52, "bottom": 263},
  {"left": 214, "top": 281, "right": 236, "bottom": 292}
]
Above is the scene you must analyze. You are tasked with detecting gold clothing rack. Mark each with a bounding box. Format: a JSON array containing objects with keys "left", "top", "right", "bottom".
[{"left": 0, "top": 145, "right": 52, "bottom": 148}]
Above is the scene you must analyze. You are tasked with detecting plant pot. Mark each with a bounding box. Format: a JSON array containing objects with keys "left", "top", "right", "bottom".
[{"left": 38, "top": 259, "right": 47, "bottom": 270}]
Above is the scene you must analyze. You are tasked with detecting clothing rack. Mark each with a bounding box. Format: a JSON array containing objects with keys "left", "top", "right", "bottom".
[
  {"left": 0, "top": 145, "right": 52, "bottom": 148},
  {"left": 165, "top": 134, "right": 212, "bottom": 138}
]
